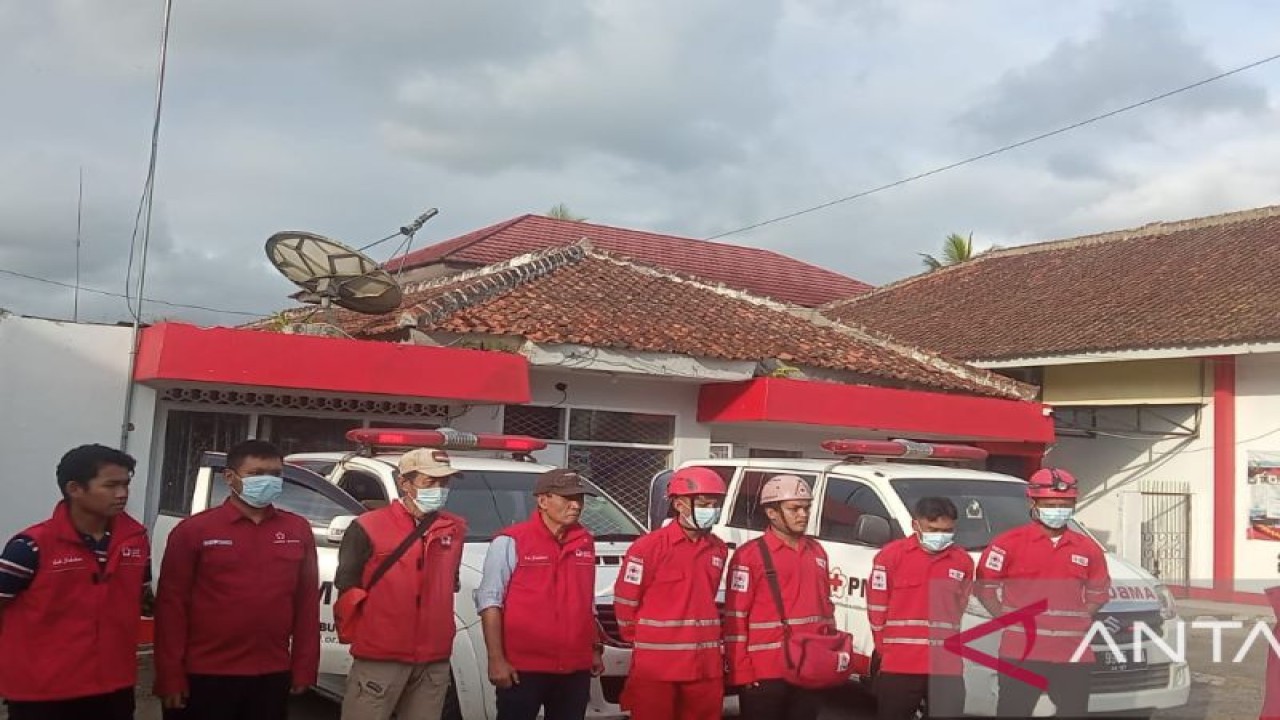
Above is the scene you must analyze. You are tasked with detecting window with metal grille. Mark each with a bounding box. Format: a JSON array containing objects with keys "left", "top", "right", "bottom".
[
  {"left": 504, "top": 406, "right": 676, "bottom": 519},
  {"left": 569, "top": 409, "right": 675, "bottom": 445},
  {"left": 502, "top": 405, "right": 565, "bottom": 439},
  {"left": 568, "top": 445, "right": 670, "bottom": 520},
  {"left": 160, "top": 410, "right": 250, "bottom": 515}
]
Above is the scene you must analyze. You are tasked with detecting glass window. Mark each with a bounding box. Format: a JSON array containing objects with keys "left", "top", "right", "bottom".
[
  {"left": 728, "top": 470, "right": 818, "bottom": 531},
  {"left": 568, "top": 409, "right": 675, "bottom": 445},
  {"left": 289, "top": 459, "right": 337, "bottom": 477},
  {"left": 502, "top": 406, "right": 565, "bottom": 440},
  {"left": 209, "top": 474, "right": 360, "bottom": 529},
  {"left": 819, "top": 476, "right": 901, "bottom": 546},
  {"left": 261, "top": 414, "right": 359, "bottom": 455},
  {"left": 567, "top": 445, "right": 670, "bottom": 520},
  {"left": 890, "top": 478, "right": 1053, "bottom": 551},
  {"left": 160, "top": 410, "right": 250, "bottom": 515},
  {"left": 337, "top": 469, "right": 390, "bottom": 510},
  {"left": 647, "top": 466, "right": 735, "bottom": 530},
  {"left": 438, "top": 470, "right": 644, "bottom": 542}
]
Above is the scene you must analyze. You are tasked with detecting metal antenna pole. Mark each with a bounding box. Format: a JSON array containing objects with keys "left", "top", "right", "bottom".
[
  {"left": 74, "top": 167, "right": 83, "bottom": 322},
  {"left": 120, "top": 0, "right": 174, "bottom": 451}
]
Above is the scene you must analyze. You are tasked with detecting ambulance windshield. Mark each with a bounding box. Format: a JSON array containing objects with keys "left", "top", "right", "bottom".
[
  {"left": 889, "top": 478, "right": 1084, "bottom": 551},
  {"left": 446, "top": 471, "right": 645, "bottom": 542}
]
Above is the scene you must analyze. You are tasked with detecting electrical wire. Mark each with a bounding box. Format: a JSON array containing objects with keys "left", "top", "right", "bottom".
[
  {"left": 708, "top": 50, "right": 1280, "bottom": 240},
  {"left": 0, "top": 265, "right": 267, "bottom": 317}
]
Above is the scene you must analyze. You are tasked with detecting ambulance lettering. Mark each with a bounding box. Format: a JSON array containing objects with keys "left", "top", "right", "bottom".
[{"left": 1108, "top": 585, "right": 1158, "bottom": 602}]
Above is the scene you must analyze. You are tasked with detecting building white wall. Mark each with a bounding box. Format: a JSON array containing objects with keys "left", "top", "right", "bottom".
[
  {"left": 1232, "top": 353, "right": 1280, "bottom": 590},
  {"left": 1046, "top": 403, "right": 1214, "bottom": 586},
  {"left": 0, "top": 315, "right": 157, "bottom": 540}
]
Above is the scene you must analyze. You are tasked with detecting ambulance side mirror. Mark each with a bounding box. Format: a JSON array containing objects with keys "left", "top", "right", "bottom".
[
  {"left": 854, "top": 515, "right": 892, "bottom": 547},
  {"left": 326, "top": 515, "right": 357, "bottom": 546}
]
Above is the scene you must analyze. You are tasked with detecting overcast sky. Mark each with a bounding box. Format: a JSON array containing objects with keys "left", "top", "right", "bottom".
[{"left": 3, "top": 0, "right": 1279, "bottom": 326}]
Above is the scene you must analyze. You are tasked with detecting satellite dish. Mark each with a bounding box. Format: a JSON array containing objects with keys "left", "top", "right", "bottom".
[{"left": 265, "top": 231, "right": 403, "bottom": 315}]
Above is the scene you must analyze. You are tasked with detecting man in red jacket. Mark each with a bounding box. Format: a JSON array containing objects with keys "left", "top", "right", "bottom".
[
  {"left": 725, "top": 474, "right": 835, "bottom": 720},
  {"left": 334, "top": 447, "right": 467, "bottom": 720},
  {"left": 0, "top": 444, "right": 148, "bottom": 720},
  {"left": 975, "top": 468, "right": 1110, "bottom": 719},
  {"left": 476, "top": 468, "right": 603, "bottom": 720},
  {"left": 614, "top": 467, "right": 729, "bottom": 720},
  {"left": 867, "top": 496, "right": 973, "bottom": 720},
  {"left": 154, "top": 440, "right": 320, "bottom": 720},
  {"left": 1260, "top": 585, "right": 1280, "bottom": 720}
]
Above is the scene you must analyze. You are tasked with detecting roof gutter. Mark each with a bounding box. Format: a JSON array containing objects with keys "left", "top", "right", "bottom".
[{"left": 972, "top": 341, "right": 1280, "bottom": 368}]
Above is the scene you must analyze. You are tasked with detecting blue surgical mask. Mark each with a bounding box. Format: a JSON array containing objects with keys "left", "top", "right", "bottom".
[
  {"left": 414, "top": 487, "right": 449, "bottom": 513},
  {"left": 1037, "top": 507, "right": 1074, "bottom": 529},
  {"left": 692, "top": 507, "right": 722, "bottom": 530},
  {"left": 237, "top": 475, "right": 283, "bottom": 508},
  {"left": 919, "top": 532, "right": 955, "bottom": 553}
]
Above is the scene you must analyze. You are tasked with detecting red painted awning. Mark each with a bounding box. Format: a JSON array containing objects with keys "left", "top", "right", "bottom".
[
  {"left": 698, "top": 378, "right": 1053, "bottom": 444},
  {"left": 135, "top": 323, "right": 530, "bottom": 405}
]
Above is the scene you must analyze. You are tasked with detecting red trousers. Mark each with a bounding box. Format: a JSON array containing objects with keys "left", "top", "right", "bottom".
[{"left": 622, "top": 677, "right": 724, "bottom": 720}]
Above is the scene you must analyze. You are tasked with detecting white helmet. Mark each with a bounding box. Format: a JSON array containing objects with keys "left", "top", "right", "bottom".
[{"left": 759, "top": 474, "right": 813, "bottom": 505}]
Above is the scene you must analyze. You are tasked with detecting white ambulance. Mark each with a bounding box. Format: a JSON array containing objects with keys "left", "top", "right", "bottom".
[
  {"left": 152, "top": 428, "right": 645, "bottom": 720},
  {"left": 654, "top": 439, "right": 1192, "bottom": 718}
]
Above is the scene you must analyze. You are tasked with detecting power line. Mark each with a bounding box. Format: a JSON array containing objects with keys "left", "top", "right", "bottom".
[
  {"left": 708, "top": 50, "right": 1280, "bottom": 240},
  {"left": 0, "top": 266, "right": 267, "bottom": 317}
]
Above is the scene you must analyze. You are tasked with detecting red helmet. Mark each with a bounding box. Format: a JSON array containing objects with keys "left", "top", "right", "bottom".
[
  {"left": 667, "top": 467, "right": 727, "bottom": 497},
  {"left": 1027, "top": 468, "right": 1078, "bottom": 499}
]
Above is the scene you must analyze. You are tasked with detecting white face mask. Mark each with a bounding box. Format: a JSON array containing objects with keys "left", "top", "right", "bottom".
[
  {"left": 691, "top": 506, "right": 722, "bottom": 529},
  {"left": 918, "top": 532, "right": 955, "bottom": 553},
  {"left": 1036, "top": 507, "right": 1073, "bottom": 529},
  {"left": 412, "top": 487, "right": 449, "bottom": 513}
]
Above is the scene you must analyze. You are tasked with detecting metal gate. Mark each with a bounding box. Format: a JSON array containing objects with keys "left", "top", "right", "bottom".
[{"left": 1140, "top": 483, "right": 1191, "bottom": 591}]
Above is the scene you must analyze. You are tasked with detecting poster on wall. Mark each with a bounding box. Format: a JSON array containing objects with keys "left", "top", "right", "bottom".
[{"left": 1247, "top": 451, "right": 1280, "bottom": 541}]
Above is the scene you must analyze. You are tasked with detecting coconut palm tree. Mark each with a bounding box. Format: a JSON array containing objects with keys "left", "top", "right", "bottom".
[
  {"left": 920, "top": 232, "right": 975, "bottom": 270},
  {"left": 546, "top": 203, "right": 587, "bottom": 222}
]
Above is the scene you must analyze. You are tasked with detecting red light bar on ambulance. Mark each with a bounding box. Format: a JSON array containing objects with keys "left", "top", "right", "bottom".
[
  {"left": 345, "top": 427, "right": 547, "bottom": 453},
  {"left": 820, "top": 439, "right": 988, "bottom": 461}
]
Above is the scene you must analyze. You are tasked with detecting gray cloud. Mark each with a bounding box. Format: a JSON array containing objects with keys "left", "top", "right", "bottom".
[
  {"left": 957, "top": 2, "right": 1267, "bottom": 171},
  {"left": 381, "top": 0, "right": 787, "bottom": 173},
  {"left": 1, "top": 0, "right": 1280, "bottom": 328}
]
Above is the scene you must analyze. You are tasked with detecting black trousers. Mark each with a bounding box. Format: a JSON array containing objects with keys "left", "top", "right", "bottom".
[
  {"left": 737, "top": 679, "right": 820, "bottom": 720},
  {"left": 996, "top": 660, "right": 1091, "bottom": 718},
  {"left": 495, "top": 671, "right": 591, "bottom": 720},
  {"left": 162, "top": 672, "right": 291, "bottom": 720},
  {"left": 6, "top": 687, "right": 135, "bottom": 720},
  {"left": 875, "top": 672, "right": 965, "bottom": 720}
]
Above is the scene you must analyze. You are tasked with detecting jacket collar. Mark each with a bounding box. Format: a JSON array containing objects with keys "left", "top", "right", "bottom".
[{"left": 48, "top": 500, "right": 144, "bottom": 545}]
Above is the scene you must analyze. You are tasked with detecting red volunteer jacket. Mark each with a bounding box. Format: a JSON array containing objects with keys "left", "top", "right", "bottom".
[
  {"left": 724, "top": 530, "right": 835, "bottom": 686},
  {"left": 975, "top": 523, "right": 1110, "bottom": 663},
  {"left": 350, "top": 503, "right": 467, "bottom": 664},
  {"left": 613, "top": 520, "right": 728, "bottom": 682},
  {"left": 0, "top": 503, "right": 149, "bottom": 701},
  {"left": 499, "top": 514, "right": 598, "bottom": 673},
  {"left": 1259, "top": 586, "right": 1280, "bottom": 720},
  {"left": 867, "top": 536, "right": 973, "bottom": 675}
]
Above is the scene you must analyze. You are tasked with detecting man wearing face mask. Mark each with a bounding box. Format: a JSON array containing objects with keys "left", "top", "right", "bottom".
[
  {"left": 867, "top": 497, "right": 972, "bottom": 720},
  {"left": 725, "top": 474, "right": 835, "bottom": 720},
  {"left": 613, "top": 467, "right": 729, "bottom": 720},
  {"left": 154, "top": 440, "right": 320, "bottom": 720},
  {"left": 334, "top": 447, "right": 466, "bottom": 720},
  {"left": 476, "top": 468, "right": 602, "bottom": 720},
  {"left": 975, "top": 468, "right": 1110, "bottom": 719}
]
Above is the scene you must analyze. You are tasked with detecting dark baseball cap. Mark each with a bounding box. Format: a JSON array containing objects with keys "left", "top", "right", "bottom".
[{"left": 533, "top": 468, "right": 597, "bottom": 497}]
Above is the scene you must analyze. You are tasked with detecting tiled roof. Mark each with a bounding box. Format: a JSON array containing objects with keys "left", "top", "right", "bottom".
[
  {"left": 385, "top": 214, "right": 872, "bottom": 307},
  {"left": 279, "top": 243, "right": 1033, "bottom": 400},
  {"left": 824, "top": 204, "right": 1280, "bottom": 361}
]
